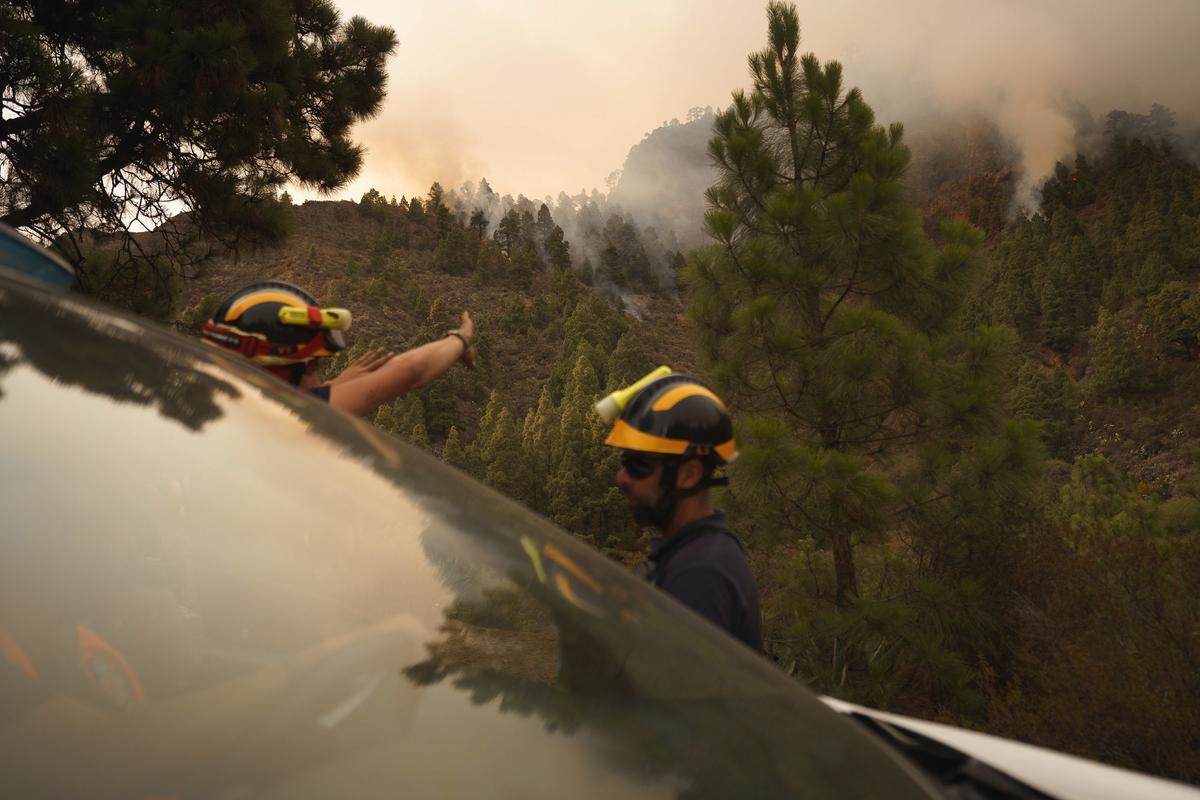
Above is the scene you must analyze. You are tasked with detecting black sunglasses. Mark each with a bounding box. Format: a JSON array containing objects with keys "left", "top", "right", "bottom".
[{"left": 620, "top": 452, "right": 663, "bottom": 479}]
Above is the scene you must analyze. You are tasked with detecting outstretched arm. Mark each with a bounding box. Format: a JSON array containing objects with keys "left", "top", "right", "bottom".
[
  {"left": 328, "top": 311, "right": 475, "bottom": 416},
  {"left": 330, "top": 347, "right": 395, "bottom": 385}
]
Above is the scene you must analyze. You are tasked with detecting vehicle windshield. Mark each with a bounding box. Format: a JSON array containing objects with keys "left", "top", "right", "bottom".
[{"left": 0, "top": 278, "right": 933, "bottom": 798}]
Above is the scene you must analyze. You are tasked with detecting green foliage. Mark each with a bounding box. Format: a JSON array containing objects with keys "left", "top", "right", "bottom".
[
  {"left": 427, "top": 182, "right": 451, "bottom": 243},
  {"left": 973, "top": 133, "right": 1200, "bottom": 356},
  {"left": 373, "top": 399, "right": 399, "bottom": 434},
  {"left": 1146, "top": 281, "right": 1200, "bottom": 359},
  {"left": 432, "top": 225, "right": 469, "bottom": 275},
  {"left": 408, "top": 421, "right": 431, "bottom": 450},
  {"left": 422, "top": 369, "right": 462, "bottom": 438},
  {"left": 544, "top": 352, "right": 624, "bottom": 538},
  {"left": 78, "top": 250, "right": 181, "bottom": 322},
  {"left": 1085, "top": 308, "right": 1141, "bottom": 398},
  {"left": 359, "top": 188, "right": 390, "bottom": 220},
  {"left": 547, "top": 293, "right": 625, "bottom": 401},
  {"left": 606, "top": 331, "right": 655, "bottom": 391},
  {"left": 1158, "top": 495, "right": 1200, "bottom": 535},
  {"left": 599, "top": 215, "right": 653, "bottom": 289},
  {"left": 406, "top": 197, "right": 426, "bottom": 237},
  {"left": 468, "top": 208, "right": 489, "bottom": 240},
  {"left": 1009, "top": 362, "right": 1080, "bottom": 457},
  {"left": 441, "top": 425, "right": 467, "bottom": 469},
  {"left": 981, "top": 456, "right": 1200, "bottom": 782},
  {"left": 179, "top": 293, "right": 222, "bottom": 332},
  {"left": 3, "top": 0, "right": 397, "bottom": 310},
  {"left": 494, "top": 210, "right": 522, "bottom": 257},
  {"left": 483, "top": 408, "right": 528, "bottom": 499}
]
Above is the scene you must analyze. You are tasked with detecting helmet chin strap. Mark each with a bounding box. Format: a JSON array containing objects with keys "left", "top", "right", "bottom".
[{"left": 637, "top": 459, "right": 718, "bottom": 531}]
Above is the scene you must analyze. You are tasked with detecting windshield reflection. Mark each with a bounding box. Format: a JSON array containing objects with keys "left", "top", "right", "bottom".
[
  {"left": 0, "top": 285, "right": 238, "bottom": 430},
  {"left": 400, "top": 524, "right": 926, "bottom": 799}
]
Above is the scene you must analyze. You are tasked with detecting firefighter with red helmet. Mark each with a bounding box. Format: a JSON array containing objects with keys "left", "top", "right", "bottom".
[{"left": 201, "top": 281, "right": 475, "bottom": 416}]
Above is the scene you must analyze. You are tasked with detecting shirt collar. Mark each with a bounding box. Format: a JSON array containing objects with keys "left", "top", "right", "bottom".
[{"left": 647, "top": 510, "right": 726, "bottom": 560}]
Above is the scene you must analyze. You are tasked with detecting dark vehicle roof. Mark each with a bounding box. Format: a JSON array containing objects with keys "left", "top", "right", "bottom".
[
  {"left": 0, "top": 224, "right": 76, "bottom": 289},
  {"left": 0, "top": 273, "right": 936, "bottom": 798}
]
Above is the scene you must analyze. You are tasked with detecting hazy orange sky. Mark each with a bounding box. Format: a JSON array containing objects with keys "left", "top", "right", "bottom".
[{"left": 310, "top": 0, "right": 1200, "bottom": 205}]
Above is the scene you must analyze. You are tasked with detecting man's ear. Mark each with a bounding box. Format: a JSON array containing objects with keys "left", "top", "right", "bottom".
[{"left": 675, "top": 458, "right": 705, "bottom": 491}]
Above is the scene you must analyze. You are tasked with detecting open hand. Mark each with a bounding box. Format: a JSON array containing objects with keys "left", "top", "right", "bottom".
[{"left": 332, "top": 347, "right": 395, "bottom": 384}]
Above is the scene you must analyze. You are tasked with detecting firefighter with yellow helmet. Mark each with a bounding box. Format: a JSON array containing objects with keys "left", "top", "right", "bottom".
[
  {"left": 600, "top": 369, "right": 762, "bottom": 651},
  {"left": 201, "top": 281, "right": 474, "bottom": 416}
]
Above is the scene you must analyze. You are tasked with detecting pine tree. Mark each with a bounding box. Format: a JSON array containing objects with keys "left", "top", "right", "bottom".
[
  {"left": 373, "top": 399, "right": 400, "bottom": 435},
  {"left": 1086, "top": 308, "right": 1140, "bottom": 397},
  {"left": 548, "top": 294, "right": 625, "bottom": 401},
  {"left": 422, "top": 370, "right": 460, "bottom": 438},
  {"left": 483, "top": 407, "right": 530, "bottom": 503},
  {"left": 548, "top": 353, "right": 604, "bottom": 533},
  {"left": 469, "top": 208, "right": 489, "bottom": 240},
  {"left": 536, "top": 204, "right": 556, "bottom": 246},
  {"left": 521, "top": 387, "right": 558, "bottom": 513},
  {"left": 1010, "top": 363, "right": 1078, "bottom": 457},
  {"left": 408, "top": 422, "right": 431, "bottom": 450},
  {"left": 407, "top": 197, "right": 425, "bottom": 221},
  {"left": 599, "top": 243, "right": 625, "bottom": 286},
  {"left": 684, "top": 2, "right": 1035, "bottom": 612},
  {"left": 606, "top": 331, "right": 655, "bottom": 391},
  {"left": 471, "top": 389, "right": 504, "bottom": 478},
  {"left": 545, "top": 225, "right": 572, "bottom": 271},
  {"left": 494, "top": 210, "right": 522, "bottom": 257},
  {"left": 432, "top": 224, "right": 468, "bottom": 275},
  {"left": 2, "top": 0, "right": 396, "bottom": 312},
  {"left": 1040, "top": 257, "right": 1086, "bottom": 352},
  {"left": 442, "top": 425, "right": 467, "bottom": 469},
  {"left": 427, "top": 182, "right": 451, "bottom": 242},
  {"left": 415, "top": 297, "right": 451, "bottom": 343}
]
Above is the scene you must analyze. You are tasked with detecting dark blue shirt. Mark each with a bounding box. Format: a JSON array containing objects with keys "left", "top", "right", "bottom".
[
  {"left": 308, "top": 384, "right": 331, "bottom": 402},
  {"left": 642, "top": 512, "right": 762, "bottom": 652}
]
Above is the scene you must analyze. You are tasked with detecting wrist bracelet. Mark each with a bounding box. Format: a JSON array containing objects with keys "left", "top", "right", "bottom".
[{"left": 445, "top": 330, "right": 470, "bottom": 357}]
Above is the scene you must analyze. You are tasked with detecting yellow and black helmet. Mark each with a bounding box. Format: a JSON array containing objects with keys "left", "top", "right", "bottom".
[
  {"left": 605, "top": 375, "right": 737, "bottom": 464},
  {"left": 201, "top": 282, "right": 350, "bottom": 367}
]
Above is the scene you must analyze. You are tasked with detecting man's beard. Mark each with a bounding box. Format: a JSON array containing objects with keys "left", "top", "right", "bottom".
[
  {"left": 631, "top": 501, "right": 659, "bottom": 528},
  {"left": 627, "top": 488, "right": 672, "bottom": 530}
]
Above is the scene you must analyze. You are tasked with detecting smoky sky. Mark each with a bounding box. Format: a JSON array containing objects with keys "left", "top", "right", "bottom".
[{"left": 306, "top": 0, "right": 1200, "bottom": 205}]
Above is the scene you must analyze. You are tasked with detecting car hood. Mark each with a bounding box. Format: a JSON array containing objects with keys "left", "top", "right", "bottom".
[{"left": 0, "top": 272, "right": 940, "bottom": 798}]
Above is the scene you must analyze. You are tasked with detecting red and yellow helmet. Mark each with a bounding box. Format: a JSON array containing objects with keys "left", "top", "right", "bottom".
[
  {"left": 201, "top": 282, "right": 350, "bottom": 367},
  {"left": 604, "top": 375, "right": 737, "bottom": 464}
]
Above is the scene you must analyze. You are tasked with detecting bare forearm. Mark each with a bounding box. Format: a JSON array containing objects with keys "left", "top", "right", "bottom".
[
  {"left": 328, "top": 336, "right": 463, "bottom": 416},
  {"left": 390, "top": 336, "right": 464, "bottom": 392}
]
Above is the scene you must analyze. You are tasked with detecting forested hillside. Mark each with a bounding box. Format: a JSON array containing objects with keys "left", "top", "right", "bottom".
[
  {"left": 148, "top": 21, "right": 1200, "bottom": 790},
  {"left": 975, "top": 129, "right": 1200, "bottom": 487}
]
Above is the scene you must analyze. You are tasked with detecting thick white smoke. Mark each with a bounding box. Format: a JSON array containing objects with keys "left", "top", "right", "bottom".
[{"left": 793, "top": 0, "right": 1200, "bottom": 204}]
